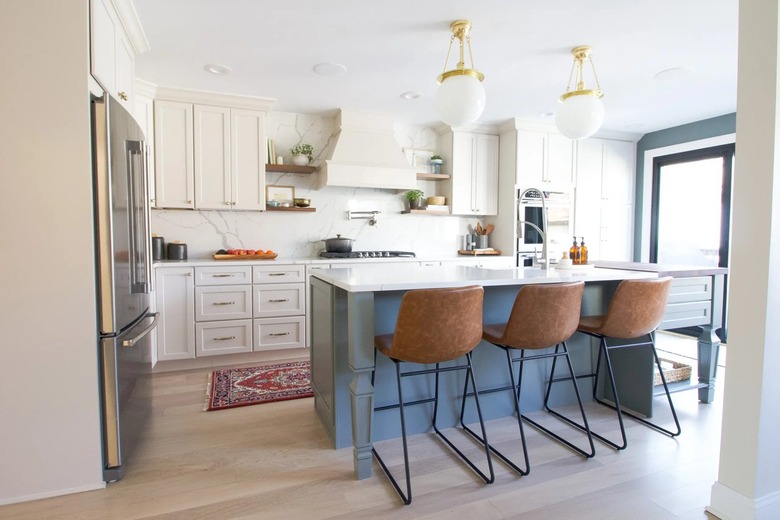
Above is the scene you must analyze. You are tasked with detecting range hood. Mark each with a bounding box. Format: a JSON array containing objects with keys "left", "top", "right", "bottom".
[{"left": 320, "top": 109, "right": 416, "bottom": 190}]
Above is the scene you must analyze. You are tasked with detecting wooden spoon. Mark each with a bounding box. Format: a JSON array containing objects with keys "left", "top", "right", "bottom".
[
  {"left": 476, "top": 222, "right": 483, "bottom": 235},
  {"left": 485, "top": 224, "right": 494, "bottom": 235}
]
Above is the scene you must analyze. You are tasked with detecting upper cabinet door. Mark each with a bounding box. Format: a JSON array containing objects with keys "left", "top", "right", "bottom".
[
  {"left": 194, "top": 105, "right": 232, "bottom": 210},
  {"left": 546, "top": 133, "right": 575, "bottom": 187},
  {"left": 516, "top": 129, "right": 545, "bottom": 186},
  {"left": 154, "top": 100, "right": 194, "bottom": 209},
  {"left": 474, "top": 134, "right": 499, "bottom": 216},
  {"left": 231, "top": 109, "right": 265, "bottom": 211},
  {"left": 602, "top": 139, "right": 635, "bottom": 204},
  {"left": 90, "top": 0, "right": 134, "bottom": 110},
  {"left": 450, "top": 132, "right": 477, "bottom": 215}
]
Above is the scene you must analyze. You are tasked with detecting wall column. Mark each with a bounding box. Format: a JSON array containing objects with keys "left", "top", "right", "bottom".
[{"left": 708, "top": 0, "right": 780, "bottom": 518}]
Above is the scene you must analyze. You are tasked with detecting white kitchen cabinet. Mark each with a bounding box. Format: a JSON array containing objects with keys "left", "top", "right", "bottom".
[
  {"left": 516, "top": 129, "right": 574, "bottom": 189},
  {"left": 156, "top": 102, "right": 265, "bottom": 210},
  {"left": 255, "top": 316, "right": 305, "bottom": 351},
  {"left": 154, "top": 100, "right": 195, "bottom": 209},
  {"left": 574, "top": 138, "right": 635, "bottom": 261},
  {"left": 196, "top": 319, "right": 253, "bottom": 357},
  {"left": 442, "top": 131, "right": 499, "bottom": 216},
  {"left": 133, "top": 85, "right": 156, "bottom": 207},
  {"left": 155, "top": 266, "right": 195, "bottom": 361},
  {"left": 90, "top": 0, "right": 134, "bottom": 111}
]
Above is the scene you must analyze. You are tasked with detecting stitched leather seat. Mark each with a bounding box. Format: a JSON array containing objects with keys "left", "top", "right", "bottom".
[
  {"left": 573, "top": 276, "right": 680, "bottom": 450},
  {"left": 372, "top": 285, "right": 493, "bottom": 505},
  {"left": 464, "top": 281, "right": 594, "bottom": 476}
]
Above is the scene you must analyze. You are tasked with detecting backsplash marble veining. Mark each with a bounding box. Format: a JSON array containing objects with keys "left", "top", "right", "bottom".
[{"left": 151, "top": 111, "right": 483, "bottom": 259}]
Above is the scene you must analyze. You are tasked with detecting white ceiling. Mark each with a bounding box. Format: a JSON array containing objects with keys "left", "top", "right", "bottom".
[{"left": 132, "top": 0, "right": 738, "bottom": 134}]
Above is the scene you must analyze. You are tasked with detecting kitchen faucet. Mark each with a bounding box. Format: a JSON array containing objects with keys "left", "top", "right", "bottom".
[{"left": 518, "top": 187, "right": 550, "bottom": 270}]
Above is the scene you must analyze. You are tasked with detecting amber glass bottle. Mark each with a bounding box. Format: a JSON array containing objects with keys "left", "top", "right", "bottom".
[
  {"left": 569, "top": 236, "right": 580, "bottom": 264},
  {"left": 579, "top": 237, "right": 588, "bottom": 264}
]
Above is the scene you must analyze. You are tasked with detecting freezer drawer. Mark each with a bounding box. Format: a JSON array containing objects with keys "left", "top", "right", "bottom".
[
  {"left": 195, "top": 285, "right": 252, "bottom": 321},
  {"left": 253, "top": 264, "right": 305, "bottom": 284},
  {"left": 195, "top": 266, "right": 252, "bottom": 286},
  {"left": 196, "top": 319, "right": 253, "bottom": 356},
  {"left": 253, "top": 283, "right": 305, "bottom": 317},
  {"left": 254, "top": 316, "right": 305, "bottom": 351}
]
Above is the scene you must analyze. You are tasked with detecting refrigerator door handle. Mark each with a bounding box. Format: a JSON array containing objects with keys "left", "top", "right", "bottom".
[{"left": 122, "top": 312, "right": 159, "bottom": 348}]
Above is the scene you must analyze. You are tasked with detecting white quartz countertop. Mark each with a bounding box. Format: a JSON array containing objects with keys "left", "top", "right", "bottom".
[
  {"left": 310, "top": 263, "right": 658, "bottom": 292},
  {"left": 153, "top": 254, "right": 514, "bottom": 268}
]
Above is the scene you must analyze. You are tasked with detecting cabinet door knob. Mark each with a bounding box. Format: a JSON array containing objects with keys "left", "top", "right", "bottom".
[{"left": 118, "top": 91, "right": 128, "bottom": 101}]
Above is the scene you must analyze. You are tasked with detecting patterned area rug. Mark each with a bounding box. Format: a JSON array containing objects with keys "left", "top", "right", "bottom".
[{"left": 204, "top": 360, "right": 313, "bottom": 411}]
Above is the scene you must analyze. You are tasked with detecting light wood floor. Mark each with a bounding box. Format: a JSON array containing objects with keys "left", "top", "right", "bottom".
[{"left": 2, "top": 348, "right": 723, "bottom": 519}]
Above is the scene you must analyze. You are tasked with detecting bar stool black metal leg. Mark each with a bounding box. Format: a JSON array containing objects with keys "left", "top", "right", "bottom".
[
  {"left": 371, "top": 360, "right": 413, "bottom": 505},
  {"left": 527, "top": 342, "right": 595, "bottom": 458},
  {"left": 590, "top": 337, "right": 629, "bottom": 450},
  {"left": 434, "top": 356, "right": 494, "bottom": 484}
]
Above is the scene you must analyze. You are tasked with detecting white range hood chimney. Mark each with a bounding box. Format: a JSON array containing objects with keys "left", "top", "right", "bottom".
[{"left": 320, "top": 109, "right": 416, "bottom": 190}]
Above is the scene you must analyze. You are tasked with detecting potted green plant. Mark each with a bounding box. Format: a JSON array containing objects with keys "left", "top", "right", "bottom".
[
  {"left": 405, "top": 189, "right": 424, "bottom": 210},
  {"left": 430, "top": 154, "right": 444, "bottom": 174},
  {"left": 290, "top": 143, "right": 314, "bottom": 166}
]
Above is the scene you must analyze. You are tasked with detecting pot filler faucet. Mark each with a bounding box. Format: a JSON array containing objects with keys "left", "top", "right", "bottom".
[{"left": 518, "top": 187, "right": 550, "bottom": 270}]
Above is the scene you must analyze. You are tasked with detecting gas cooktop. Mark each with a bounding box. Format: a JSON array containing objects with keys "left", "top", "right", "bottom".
[{"left": 319, "top": 251, "right": 416, "bottom": 259}]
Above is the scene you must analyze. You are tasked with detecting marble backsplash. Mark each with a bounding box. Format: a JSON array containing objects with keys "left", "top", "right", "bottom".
[{"left": 151, "top": 110, "right": 482, "bottom": 259}]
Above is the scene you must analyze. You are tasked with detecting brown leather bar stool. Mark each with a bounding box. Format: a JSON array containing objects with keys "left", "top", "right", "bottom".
[
  {"left": 461, "top": 281, "right": 594, "bottom": 476},
  {"left": 567, "top": 276, "right": 680, "bottom": 450},
  {"left": 372, "top": 285, "right": 494, "bottom": 505}
]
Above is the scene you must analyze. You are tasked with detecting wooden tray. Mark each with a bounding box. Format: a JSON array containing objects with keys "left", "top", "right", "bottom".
[
  {"left": 458, "top": 249, "right": 502, "bottom": 256},
  {"left": 212, "top": 253, "right": 278, "bottom": 260}
]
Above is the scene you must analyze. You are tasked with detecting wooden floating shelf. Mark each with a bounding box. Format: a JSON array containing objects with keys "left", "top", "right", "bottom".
[
  {"left": 401, "top": 209, "right": 450, "bottom": 216},
  {"left": 265, "top": 164, "right": 318, "bottom": 174},
  {"left": 458, "top": 249, "right": 502, "bottom": 256},
  {"left": 416, "top": 173, "right": 451, "bottom": 180},
  {"left": 265, "top": 206, "right": 316, "bottom": 212}
]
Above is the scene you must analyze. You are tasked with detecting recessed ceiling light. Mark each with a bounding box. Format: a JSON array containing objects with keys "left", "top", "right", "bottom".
[
  {"left": 400, "top": 91, "right": 423, "bottom": 100},
  {"left": 204, "top": 63, "right": 232, "bottom": 75},
  {"left": 538, "top": 111, "right": 555, "bottom": 118},
  {"left": 313, "top": 62, "right": 348, "bottom": 77},
  {"left": 654, "top": 67, "right": 694, "bottom": 81}
]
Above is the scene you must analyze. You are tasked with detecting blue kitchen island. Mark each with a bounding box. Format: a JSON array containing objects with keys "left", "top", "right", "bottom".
[{"left": 309, "top": 263, "right": 726, "bottom": 480}]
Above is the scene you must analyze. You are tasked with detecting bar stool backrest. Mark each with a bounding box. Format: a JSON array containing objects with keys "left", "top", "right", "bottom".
[
  {"left": 500, "top": 282, "right": 584, "bottom": 349},
  {"left": 388, "top": 285, "right": 484, "bottom": 364},
  {"left": 598, "top": 277, "right": 673, "bottom": 339}
]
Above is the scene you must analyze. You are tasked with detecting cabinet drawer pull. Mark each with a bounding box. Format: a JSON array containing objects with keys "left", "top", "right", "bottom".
[
  {"left": 268, "top": 298, "right": 290, "bottom": 303},
  {"left": 269, "top": 332, "right": 290, "bottom": 337},
  {"left": 213, "top": 336, "right": 236, "bottom": 341},
  {"left": 212, "top": 274, "right": 235, "bottom": 277},
  {"left": 212, "top": 301, "right": 235, "bottom": 306},
  {"left": 268, "top": 273, "right": 288, "bottom": 276}
]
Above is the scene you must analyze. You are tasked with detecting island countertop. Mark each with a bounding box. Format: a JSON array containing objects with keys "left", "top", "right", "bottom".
[
  {"left": 591, "top": 260, "right": 728, "bottom": 278},
  {"left": 309, "top": 264, "right": 657, "bottom": 292}
]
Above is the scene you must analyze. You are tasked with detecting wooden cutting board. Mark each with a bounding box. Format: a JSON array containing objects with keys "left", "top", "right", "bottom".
[{"left": 212, "top": 253, "right": 278, "bottom": 260}]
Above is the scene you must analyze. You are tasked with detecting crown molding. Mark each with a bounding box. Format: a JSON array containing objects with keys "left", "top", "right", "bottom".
[
  {"left": 111, "top": 0, "right": 150, "bottom": 54},
  {"left": 154, "top": 86, "right": 277, "bottom": 112}
]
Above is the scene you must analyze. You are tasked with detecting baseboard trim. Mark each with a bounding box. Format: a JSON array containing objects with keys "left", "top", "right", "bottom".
[
  {"left": 0, "top": 482, "right": 105, "bottom": 506},
  {"left": 708, "top": 481, "right": 780, "bottom": 519}
]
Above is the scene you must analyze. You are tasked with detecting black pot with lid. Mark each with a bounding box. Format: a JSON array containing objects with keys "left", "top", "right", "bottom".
[{"left": 323, "top": 234, "right": 354, "bottom": 253}]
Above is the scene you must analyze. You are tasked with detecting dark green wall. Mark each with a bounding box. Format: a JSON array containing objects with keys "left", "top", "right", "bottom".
[{"left": 633, "top": 113, "right": 737, "bottom": 259}]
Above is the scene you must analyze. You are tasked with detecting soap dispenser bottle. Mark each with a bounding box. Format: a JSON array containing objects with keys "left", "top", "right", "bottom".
[
  {"left": 579, "top": 237, "right": 588, "bottom": 264},
  {"left": 569, "top": 236, "right": 580, "bottom": 264}
]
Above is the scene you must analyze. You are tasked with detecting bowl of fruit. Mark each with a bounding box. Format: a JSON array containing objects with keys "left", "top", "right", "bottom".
[{"left": 213, "top": 248, "right": 277, "bottom": 260}]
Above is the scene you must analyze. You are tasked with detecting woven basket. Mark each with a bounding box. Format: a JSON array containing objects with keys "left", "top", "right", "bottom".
[{"left": 654, "top": 358, "right": 692, "bottom": 386}]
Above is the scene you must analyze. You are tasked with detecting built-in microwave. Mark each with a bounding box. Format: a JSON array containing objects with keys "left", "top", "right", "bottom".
[{"left": 516, "top": 187, "right": 573, "bottom": 265}]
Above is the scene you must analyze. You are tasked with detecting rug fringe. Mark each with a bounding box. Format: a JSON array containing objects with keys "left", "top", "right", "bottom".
[{"left": 203, "top": 372, "right": 213, "bottom": 412}]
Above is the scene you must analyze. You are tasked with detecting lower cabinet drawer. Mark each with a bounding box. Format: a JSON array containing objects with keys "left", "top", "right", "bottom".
[
  {"left": 195, "top": 285, "right": 252, "bottom": 321},
  {"left": 196, "top": 319, "right": 253, "bottom": 356},
  {"left": 253, "top": 283, "right": 305, "bottom": 317},
  {"left": 254, "top": 316, "right": 305, "bottom": 351}
]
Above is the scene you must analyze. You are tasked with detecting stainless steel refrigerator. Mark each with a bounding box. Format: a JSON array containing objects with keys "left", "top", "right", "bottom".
[{"left": 91, "top": 94, "right": 158, "bottom": 482}]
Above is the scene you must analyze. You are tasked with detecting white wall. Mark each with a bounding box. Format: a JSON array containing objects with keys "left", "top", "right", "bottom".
[
  {"left": 0, "top": 0, "right": 104, "bottom": 504},
  {"left": 151, "top": 112, "right": 484, "bottom": 259}
]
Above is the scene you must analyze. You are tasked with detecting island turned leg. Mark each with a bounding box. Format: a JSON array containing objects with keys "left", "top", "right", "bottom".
[
  {"left": 698, "top": 325, "right": 721, "bottom": 403},
  {"left": 347, "top": 292, "right": 375, "bottom": 480}
]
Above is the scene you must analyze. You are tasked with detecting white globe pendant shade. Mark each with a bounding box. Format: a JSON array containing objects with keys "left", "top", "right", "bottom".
[
  {"left": 435, "top": 74, "right": 486, "bottom": 127},
  {"left": 555, "top": 93, "right": 605, "bottom": 140}
]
